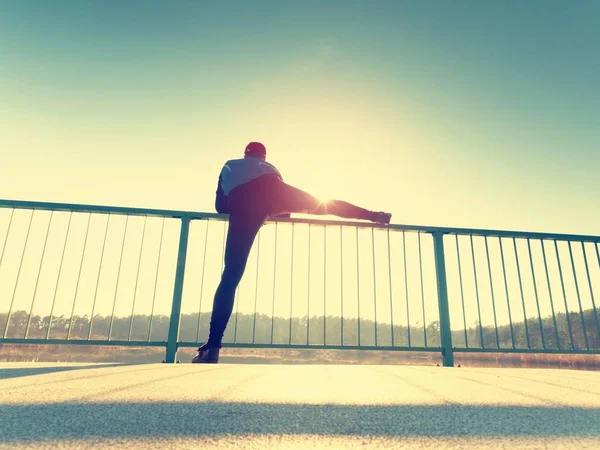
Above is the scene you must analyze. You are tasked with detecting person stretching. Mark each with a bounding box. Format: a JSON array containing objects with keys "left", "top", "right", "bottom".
[{"left": 192, "top": 142, "right": 391, "bottom": 363}]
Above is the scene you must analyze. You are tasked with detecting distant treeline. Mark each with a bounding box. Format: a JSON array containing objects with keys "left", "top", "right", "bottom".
[{"left": 1, "top": 307, "right": 598, "bottom": 351}]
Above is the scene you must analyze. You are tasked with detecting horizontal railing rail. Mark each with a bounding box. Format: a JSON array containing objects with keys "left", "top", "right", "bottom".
[
  {"left": 1, "top": 198, "right": 598, "bottom": 365},
  {"left": 2, "top": 198, "right": 599, "bottom": 241}
]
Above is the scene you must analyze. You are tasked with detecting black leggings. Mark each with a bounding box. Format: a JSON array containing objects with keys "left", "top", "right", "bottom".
[{"left": 206, "top": 175, "right": 374, "bottom": 348}]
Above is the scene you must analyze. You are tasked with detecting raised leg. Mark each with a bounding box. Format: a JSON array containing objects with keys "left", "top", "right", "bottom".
[{"left": 273, "top": 183, "right": 381, "bottom": 221}]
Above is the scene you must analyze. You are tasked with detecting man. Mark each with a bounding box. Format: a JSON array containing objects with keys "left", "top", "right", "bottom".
[{"left": 192, "top": 142, "right": 391, "bottom": 363}]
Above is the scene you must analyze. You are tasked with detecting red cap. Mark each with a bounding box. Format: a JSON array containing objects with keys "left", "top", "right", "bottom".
[{"left": 244, "top": 142, "right": 266, "bottom": 158}]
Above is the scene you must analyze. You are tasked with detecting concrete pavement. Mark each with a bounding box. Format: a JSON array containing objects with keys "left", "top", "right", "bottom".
[{"left": 0, "top": 362, "right": 599, "bottom": 449}]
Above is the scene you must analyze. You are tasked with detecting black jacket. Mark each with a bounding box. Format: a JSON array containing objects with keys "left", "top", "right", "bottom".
[{"left": 214, "top": 173, "right": 291, "bottom": 218}]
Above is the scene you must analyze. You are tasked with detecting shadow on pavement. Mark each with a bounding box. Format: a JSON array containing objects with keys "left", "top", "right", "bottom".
[{"left": 0, "top": 401, "right": 598, "bottom": 443}]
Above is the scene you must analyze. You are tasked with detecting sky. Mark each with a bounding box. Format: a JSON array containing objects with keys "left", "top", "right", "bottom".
[{"left": 1, "top": 0, "right": 599, "bottom": 236}]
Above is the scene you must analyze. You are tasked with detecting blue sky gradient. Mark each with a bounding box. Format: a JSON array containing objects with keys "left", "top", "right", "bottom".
[{"left": 1, "top": 1, "right": 598, "bottom": 234}]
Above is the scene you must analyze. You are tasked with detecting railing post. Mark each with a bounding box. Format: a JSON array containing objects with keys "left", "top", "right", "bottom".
[
  {"left": 165, "top": 216, "right": 191, "bottom": 363},
  {"left": 433, "top": 231, "right": 454, "bottom": 367}
]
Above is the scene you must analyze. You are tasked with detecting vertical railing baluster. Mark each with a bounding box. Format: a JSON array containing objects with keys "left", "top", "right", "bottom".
[
  {"left": 89, "top": 214, "right": 110, "bottom": 340},
  {"left": 233, "top": 290, "right": 240, "bottom": 344},
  {"left": 108, "top": 215, "right": 129, "bottom": 340},
  {"left": 471, "top": 235, "right": 484, "bottom": 348},
  {"left": 527, "top": 239, "right": 546, "bottom": 350},
  {"left": 387, "top": 228, "right": 394, "bottom": 347},
  {"left": 323, "top": 225, "right": 327, "bottom": 345},
  {"left": 196, "top": 220, "right": 210, "bottom": 343},
  {"left": 356, "top": 226, "right": 361, "bottom": 346},
  {"left": 340, "top": 226, "right": 344, "bottom": 346},
  {"left": 499, "top": 237, "right": 516, "bottom": 349},
  {"left": 219, "top": 221, "right": 227, "bottom": 337},
  {"left": 307, "top": 224, "right": 311, "bottom": 345},
  {"left": 433, "top": 231, "right": 454, "bottom": 367},
  {"left": 25, "top": 211, "right": 54, "bottom": 338},
  {"left": 67, "top": 213, "right": 92, "bottom": 339},
  {"left": 568, "top": 241, "right": 589, "bottom": 350},
  {"left": 403, "top": 231, "right": 410, "bottom": 347},
  {"left": 165, "top": 216, "right": 191, "bottom": 363},
  {"left": 513, "top": 238, "right": 531, "bottom": 349},
  {"left": 484, "top": 237, "right": 500, "bottom": 348},
  {"left": 4, "top": 210, "right": 35, "bottom": 339},
  {"left": 271, "top": 223, "right": 278, "bottom": 344},
  {"left": 0, "top": 207, "right": 13, "bottom": 347},
  {"left": 541, "top": 240, "right": 560, "bottom": 349},
  {"left": 581, "top": 242, "right": 600, "bottom": 340},
  {"left": 147, "top": 217, "right": 165, "bottom": 342},
  {"left": 128, "top": 215, "right": 148, "bottom": 341},
  {"left": 288, "top": 223, "right": 295, "bottom": 345},
  {"left": 596, "top": 243, "right": 600, "bottom": 343},
  {"left": 456, "top": 235, "right": 468, "bottom": 348},
  {"left": 0, "top": 209, "right": 15, "bottom": 274},
  {"left": 418, "top": 232, "right": 426, "bottom": 347},
  {"left": 555, "top": 240, "right": 574, "bottom": 349},
  {"left": 372, "top": 227, "right": 378, "bottom": 346},
  {"left": 47, "top": 212, "right": 73, "bottom": 339},
  {"left": 252, "top": 230, "right": 261, "bottom": 344}
]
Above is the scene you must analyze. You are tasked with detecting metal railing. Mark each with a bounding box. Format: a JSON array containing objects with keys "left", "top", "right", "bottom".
[{"left": 0, "top": 198, "right": 598, "bottom": 365}]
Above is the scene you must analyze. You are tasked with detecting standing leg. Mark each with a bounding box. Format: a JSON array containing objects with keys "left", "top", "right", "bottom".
[
  {"left": 207, "top": 215, "right": 264, "bottom": 348},
  {"left": 193, "top": 213, "right": 265, "bottom": 363}
]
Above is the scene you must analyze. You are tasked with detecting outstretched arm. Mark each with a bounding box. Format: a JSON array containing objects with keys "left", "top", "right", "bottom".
[{"left": 215, "top": 174, "right": 229, "bottom": 214}]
